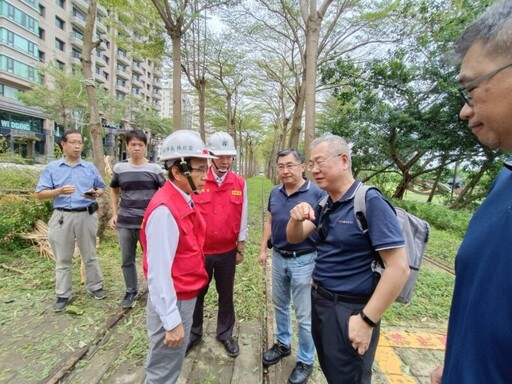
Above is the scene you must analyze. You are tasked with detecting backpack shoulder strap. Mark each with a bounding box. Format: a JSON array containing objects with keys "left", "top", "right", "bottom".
[{"left": 353, "top": 183, "right": 373, "bottom": 233}]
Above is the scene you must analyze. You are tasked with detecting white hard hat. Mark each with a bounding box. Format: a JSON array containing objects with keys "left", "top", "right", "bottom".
[
  {"left": 159, "top": 130, "right": 217, "bottom": 162},
  {"left": 207, "top": 132, "right": 237, "bottom": 156}
]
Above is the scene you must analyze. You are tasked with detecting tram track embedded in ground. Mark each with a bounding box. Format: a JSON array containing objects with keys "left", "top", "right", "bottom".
[{"left": 424, "top": 256, "right": 455, "bottom": 275}]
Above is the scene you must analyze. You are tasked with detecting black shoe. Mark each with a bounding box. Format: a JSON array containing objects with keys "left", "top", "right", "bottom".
[
  {"left": 288, "top": 362, "right": 313, "bottom": 384},
  {"left": 262, "top": 341, "right": 291, "bottom": 367},
  {"left": 222, "top": 337, "right": 240, "bottom": 357},
  {"left": 53, "top": 297, "right": 69, "bottom": 312},
  {"left": 185, "top": 336, "right": 202, "bottom": 356},
  {"left": 87, "top": 288, "right": 107, "bottom": 300},
  {"left": 121, "top": 292, "right": 138, "bottom": 308}
]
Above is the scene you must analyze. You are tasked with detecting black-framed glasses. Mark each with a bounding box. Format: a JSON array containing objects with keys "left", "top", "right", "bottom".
[
  {"left": 458, "top": 61, "right": 512, "bottom": 106},
  {"left": 307, "top": 153, "right": 342, "bottom": 171}
]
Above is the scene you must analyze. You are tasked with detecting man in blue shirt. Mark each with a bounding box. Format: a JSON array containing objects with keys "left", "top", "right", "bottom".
[
  {"left": 259, "top": 148, "right": 325, "bottom": 384},
  {"left": 36, "top": 129, "right": 107, "bottom": 312},
  {"left": 287, "top": 134, "right": 409, "bottom": 384},
  {"left": 431, "top": 1, "right": 512, "bottom": 383}
]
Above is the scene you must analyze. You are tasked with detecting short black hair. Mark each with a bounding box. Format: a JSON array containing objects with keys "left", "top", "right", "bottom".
[
  {"left": 276, "top": 148, "right": 304, "bottom": 163},
  {"left": 126, "top": 129, "right": 148, "bottom": 145},
  {"left": 61, "top": 129, "right": 82, "bottom": 142}
]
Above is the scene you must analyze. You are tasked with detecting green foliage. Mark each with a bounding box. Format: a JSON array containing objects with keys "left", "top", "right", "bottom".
[
  {"left": 392, "top": 198, "right": 471, "bottom": 237},
  {"left": 0, "top": 167, "right": 52, "bottom": 245},
  {"left": 0, "top": 195, "right": 52, "bottom": 246},
  {"left": 384, "top": 267, "right": 454, "bottom": 324}
]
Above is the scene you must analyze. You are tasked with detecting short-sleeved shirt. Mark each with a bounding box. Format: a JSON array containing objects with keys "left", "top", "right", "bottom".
[
  {"left": 442, "top": 160, "right": 512, "bottom": 383},
  {"left": 312, "top": 180, "right": 404, "bottom": 296},
  {"left": 110, "top": 160, "right": 165, "bottom": 228},
  {"left": 268, "top": 180, "right": 326, "bottom": 251},
  {"left": 35, "top": 157, "right": 106, "bottom": 209}
]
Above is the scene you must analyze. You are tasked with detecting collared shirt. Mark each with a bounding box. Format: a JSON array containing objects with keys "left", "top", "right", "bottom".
[
  {"left": 268, "top": 180, "right": 326, "bottom": 251},
  {"left": 146, "top": 181, "right": 187, "bottom": 331},
  {"left": 442, "top": 159, "right": 512, "bottom": 383},
  {"left": 312, "top": 180, "right": 404, "bottom": 295},
  {"left": 35, "top": 157, "right": 106, "bottom": 209}
]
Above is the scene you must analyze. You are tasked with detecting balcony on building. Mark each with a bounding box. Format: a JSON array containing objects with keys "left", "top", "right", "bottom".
[
  {"left": 70, "top": 57, "right": 81, "bottom": 66},
  {"left": 117, "top": 69, "right": 130, "bottom": 80},
  {"left": 71, "top": 0, "right": 89, "bottom": 14},
  {"left": 132, "top": 61, "right": 144, "bottom": 75},
  {"left": 95, "top": 52, "right": 106, "bottom": 67},
  {"left": 70, "top": 36, "right": 84, "bottom": 49},
  {"left": 131, "top": 76, "right": 143, "bottom": 87},
  {"left": 116, "top": 52, "right": 130, "bottom": 66},
  {"left": 71, "top": 15, "right": 86, "bottom": 30},
  {"left": 95, "top": 72, "right": 107, "bottom": 83},
  {"left": 116, "top": 83, "right": 130, "bottom": 94}
]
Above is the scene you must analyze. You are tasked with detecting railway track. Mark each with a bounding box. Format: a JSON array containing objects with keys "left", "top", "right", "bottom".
[{"left": 424, "top": 256, "right": 455, "bottom": 275}]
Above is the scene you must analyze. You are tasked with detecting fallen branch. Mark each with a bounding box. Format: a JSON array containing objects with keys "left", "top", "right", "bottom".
[{"left": 0, "top": 263, "right": 26, "bottom": 275}]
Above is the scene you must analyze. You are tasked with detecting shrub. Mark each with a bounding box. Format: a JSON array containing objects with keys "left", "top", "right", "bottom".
[
  {"left": 0, "top": 195, "right": 52, "bottom": 246},
  {"left": 392, "top": 198, "right": 472, "bottom": 237}
]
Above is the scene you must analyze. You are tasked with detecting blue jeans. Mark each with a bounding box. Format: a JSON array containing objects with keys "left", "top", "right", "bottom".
[{"left": 272, "top": 250, "right": 316, "bottom": 365}]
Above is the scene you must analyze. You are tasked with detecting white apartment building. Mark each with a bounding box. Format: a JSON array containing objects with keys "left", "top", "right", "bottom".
[{"left": 0, "top": 0, "right": 163, "bottom": 161}]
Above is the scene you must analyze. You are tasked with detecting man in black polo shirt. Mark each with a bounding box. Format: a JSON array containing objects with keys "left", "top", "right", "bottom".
[
  {"left": 259, "top": 148, "right": 325, "bottom": 384},
  {"left": 287, "top": 134, "right": 409, "bottom": 384}
]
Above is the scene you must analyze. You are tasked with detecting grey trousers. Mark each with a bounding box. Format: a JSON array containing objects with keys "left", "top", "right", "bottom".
[
  {"left": 145, "top": 294, "right": 196, "bottom": 384},
  {"left": 48, "top": 209, "right": 103, "bottom": 298},
  {"left": 118, "top": 227, "right": 139, "bottom": 294}
]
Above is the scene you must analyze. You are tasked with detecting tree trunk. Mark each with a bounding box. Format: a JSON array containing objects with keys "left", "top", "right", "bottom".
[
  {"left": 82, "top": 0, "right": 109, "bottom": 239},
  {"left": 198, "top": 78, "right": 206, "bottom": 141},
  {"left": 303, "top": 14, "right": 321, "bottom": 162},
  {"left": 288, "top": 79, "right": 306, "bottom": 149},
  {"left": 171, "top": 34, "right": 182, "bottom": 130}
]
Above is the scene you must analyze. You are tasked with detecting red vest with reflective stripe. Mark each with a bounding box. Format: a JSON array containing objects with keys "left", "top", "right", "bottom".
[
  {"left": 140, "top": 182, "right": 208, "bottom": 300},
  {"left": 192, "top": 169, "right": 245, "bottom": 254}
]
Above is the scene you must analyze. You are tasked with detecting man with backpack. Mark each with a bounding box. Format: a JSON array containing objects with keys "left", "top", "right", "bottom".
[{"left": 286, "top": 134, "right": 410, "bottom": 384}]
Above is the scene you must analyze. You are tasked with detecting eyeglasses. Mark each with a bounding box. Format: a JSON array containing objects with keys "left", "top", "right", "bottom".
[
  {"left": 66, "top": 141, "right": 83, "bottom": 146},
  {"left": 190, "top": 167, "right": 208, "bottom": 175},
  {"left": 458, "top": 61, "right": 512, "bottom": 106},
  {"left": 307, "top": 153, "right": 342, "bottom": 171},
  {"left": 277, "top": 163, "right": 302, "bottom": 172}
]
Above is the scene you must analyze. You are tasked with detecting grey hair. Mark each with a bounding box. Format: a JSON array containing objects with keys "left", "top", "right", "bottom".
[
  {"left": 310, "top": 134, "right": 352, "bottom": 167},
  {"left": 454, "top": 0, "right": 512, "bottom": 61}
]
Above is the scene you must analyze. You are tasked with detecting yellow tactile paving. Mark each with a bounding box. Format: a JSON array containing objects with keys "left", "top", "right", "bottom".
[{"left": 375, "top": 330, "right": 446, "bottom": 383}]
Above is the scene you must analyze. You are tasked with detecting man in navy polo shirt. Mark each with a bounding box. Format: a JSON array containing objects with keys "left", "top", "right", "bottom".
[
  {"left": 259, "top": 148, "right": 325, "bottom": 384},
  {"left": 287, "top": 134, "right": 409, "bottom": 384}
]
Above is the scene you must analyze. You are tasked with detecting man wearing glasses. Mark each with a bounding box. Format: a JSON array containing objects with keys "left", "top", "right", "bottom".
[
  {"left": 35, "top": 129, "right": 107, "bottom": 312},
  {"left": 187, "top": 132, "right": 248, "bottom": 358},
  {"left": 431, "top": 1, "right": 512, "bottom": 383},
  {"left": 286, "top": 135, "right": 409, "bottom": 384},
  {"left": 141, "top": 130, "right": 216, "bottom": 383},
  {"left": 259, "top": 148, "right": 325, "bottom": 384}
]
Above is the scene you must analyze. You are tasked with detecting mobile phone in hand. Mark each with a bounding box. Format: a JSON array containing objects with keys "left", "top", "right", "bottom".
[{"left": 82, "top": 191, "right": 96, "bottom": 197}]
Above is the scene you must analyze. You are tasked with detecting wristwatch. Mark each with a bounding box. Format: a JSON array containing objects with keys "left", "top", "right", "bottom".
[
  {"left": 236, "top": 249, "right": 244, "bottom": 256},
  {"left": 360, "top": 310, "right": 378, "bottom": 327}
]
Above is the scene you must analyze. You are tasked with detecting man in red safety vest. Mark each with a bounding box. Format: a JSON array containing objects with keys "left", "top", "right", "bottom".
[
  {"left": 187, "top": 131, "right": 248, "bottom": 358},
  {"left": 140, "top": 129, "right": 217, "bottom": 384}
]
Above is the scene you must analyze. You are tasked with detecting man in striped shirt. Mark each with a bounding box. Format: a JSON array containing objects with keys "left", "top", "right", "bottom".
[{"left": 109, "top": 129, "right": 165, "bottom": 308}]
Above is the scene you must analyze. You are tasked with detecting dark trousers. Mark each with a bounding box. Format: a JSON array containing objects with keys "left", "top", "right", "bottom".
[
  {"left": 191, "top": 248, "right": 237, "bottom": 341},
  {"left": 311, "top": 289, "right": 380, "bottom": 384}
]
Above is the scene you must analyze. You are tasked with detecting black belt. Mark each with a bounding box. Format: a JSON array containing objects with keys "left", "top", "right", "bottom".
[
  {"left": 55, "top": 202, "right": 98, "bottom": 213},
  {"left": 275, "top": 248, "right": 315, "bottom": 258},
  {"left": 55, "top": 206, "right": 88, "bottom": 212},
  {"left": 312, "top": 281, "right": 370, "bottom": 304}
]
